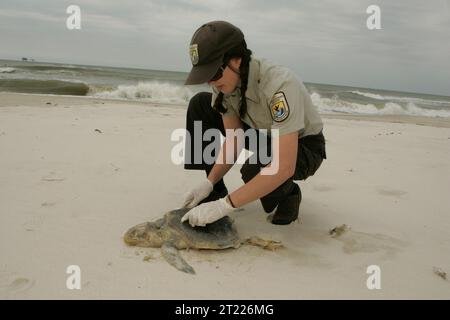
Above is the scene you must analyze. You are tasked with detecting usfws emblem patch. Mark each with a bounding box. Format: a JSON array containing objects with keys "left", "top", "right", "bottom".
[
  {"left": 189, "top": 44, "right": 199, "bottom": 65},
  {"left": 270, "top": 92, "right": 290, "bottom": 122}
]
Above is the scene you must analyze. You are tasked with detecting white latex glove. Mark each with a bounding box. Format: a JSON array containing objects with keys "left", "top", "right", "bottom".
[
  {"left": 181, "top": 179, "right": 213, "bottom": 208},
  {"left": 181, "top": 197, "right": 235, "bottom": 227}
]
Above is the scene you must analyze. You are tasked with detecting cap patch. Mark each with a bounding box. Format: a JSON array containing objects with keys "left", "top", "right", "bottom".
[
  {"left": 270, "top": 92, "right": 290, "bottom": 122},
  {"left": 189, "top": 44, "right": 199, "bottom": 65}
]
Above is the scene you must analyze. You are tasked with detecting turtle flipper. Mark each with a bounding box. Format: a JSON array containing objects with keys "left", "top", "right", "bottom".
[{"left": 161, "top": 243, "right": 195, "bottom": 275}]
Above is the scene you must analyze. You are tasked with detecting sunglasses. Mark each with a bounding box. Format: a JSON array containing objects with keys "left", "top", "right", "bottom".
[{"left": 210, "top": 63, "right": 227, "bottom": 82}]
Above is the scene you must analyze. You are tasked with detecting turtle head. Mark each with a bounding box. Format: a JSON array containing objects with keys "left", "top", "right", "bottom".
[{"left": 123, "top": 221, "right": 164, "bottom": 247}]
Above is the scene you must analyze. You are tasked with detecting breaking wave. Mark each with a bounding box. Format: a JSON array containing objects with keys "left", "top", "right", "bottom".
[
  {"left": 0, "top": 67, "right": 16, "bottom": 73},
  {"left": 311, "top": 92, "right": 450, "bottom": 118},
  {"left": 93, "top": 81, "right": 193, "bottom": 104},
  {"left": 350, "top": 90, "right": 450, "bottom": 107}
]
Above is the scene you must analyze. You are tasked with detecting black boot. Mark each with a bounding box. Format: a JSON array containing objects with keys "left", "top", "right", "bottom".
[{"left": 271, "top": 184, "right": 301, "bottom": 225}]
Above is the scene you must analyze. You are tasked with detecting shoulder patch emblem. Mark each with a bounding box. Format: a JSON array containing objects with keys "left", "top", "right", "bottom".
[
  {"left": 270, "top": 91, "right": 290, "bottom": 122},
  {"left": 189, "top": 44, "right": 199, "bottom": 65}
]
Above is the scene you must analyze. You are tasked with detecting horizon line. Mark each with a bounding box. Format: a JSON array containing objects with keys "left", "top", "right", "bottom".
[{"left": 1, "top": 57, "right": 449, "bottom": 99}]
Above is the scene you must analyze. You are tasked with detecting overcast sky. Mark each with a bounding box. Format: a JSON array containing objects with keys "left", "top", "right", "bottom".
[{"left": 1, "top": 0, "right": 449, "bottom": 95}]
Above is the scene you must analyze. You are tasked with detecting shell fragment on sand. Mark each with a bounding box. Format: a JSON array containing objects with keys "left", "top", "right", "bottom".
[
  {"left": 329, "top": 224, "right": 350, "bottom": 238},
  {"left": 433, "top": 267, "right": 447, "bottom": 280}
]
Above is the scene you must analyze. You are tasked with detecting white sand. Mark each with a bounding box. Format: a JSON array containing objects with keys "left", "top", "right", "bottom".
[{"left": 1, "top": 92, "right": 449, "bottom": 299}]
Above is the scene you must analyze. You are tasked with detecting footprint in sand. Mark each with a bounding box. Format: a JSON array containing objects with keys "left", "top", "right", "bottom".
[
  {"left": 330, "top": 227, "right": 407, "bottom": 259},
  {"left": 0, "top": 273, "right": 35, "bottom": 298},
  {"left": 377, "top": 188, "right": 407, "bottom": 198},
  {"left": 41, "top": 202, "right": 56, "bottom": 207},
  {"left": 23, "top": 215, "right": 45, "bottom": 231},
  {"left": 41, "top": 171, "right": 65, "bottom": 182},
  {"left": 313, "top": 185, "right": 335, "bottom": 192}
]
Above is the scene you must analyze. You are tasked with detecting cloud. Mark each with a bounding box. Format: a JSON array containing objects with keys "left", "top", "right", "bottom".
[
  {"left": 0, "top": 0, "right": 449, "bottom": 95},
  {"left": 0, "top": 8, "right": 62, "bottom": 23}
]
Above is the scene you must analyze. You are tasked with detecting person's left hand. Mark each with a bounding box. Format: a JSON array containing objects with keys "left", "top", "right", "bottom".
[{"left": 181, "top": 197, "right": 235, "bottom": 227}]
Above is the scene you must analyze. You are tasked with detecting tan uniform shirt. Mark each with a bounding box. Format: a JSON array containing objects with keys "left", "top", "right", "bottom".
[{"left": 211, "top": 57, "right": 323, "bottom": 137}]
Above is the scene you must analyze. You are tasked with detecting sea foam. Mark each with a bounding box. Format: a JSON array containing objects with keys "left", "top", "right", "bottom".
[{"left": 93, "top": 81, "right": 193, "bottom": 104}]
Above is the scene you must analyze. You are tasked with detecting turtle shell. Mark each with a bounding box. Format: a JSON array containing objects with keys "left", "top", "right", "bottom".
[{"left": 123, "top": 208, "right": 241, "bottom": 250}]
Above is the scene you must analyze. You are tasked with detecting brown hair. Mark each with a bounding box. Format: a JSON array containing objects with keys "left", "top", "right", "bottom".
[{"left": 212, "top": 40, "right": 252, "bottom": 118}]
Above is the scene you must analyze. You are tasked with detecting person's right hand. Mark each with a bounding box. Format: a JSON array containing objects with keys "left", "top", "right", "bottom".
[{"left": 181, "top": 179, "right": 213, "bottom": 208}]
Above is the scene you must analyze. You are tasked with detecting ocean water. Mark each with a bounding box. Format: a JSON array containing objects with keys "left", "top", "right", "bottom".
[{"left": 1, "top": 59, "right": 450, "bottom": 118}]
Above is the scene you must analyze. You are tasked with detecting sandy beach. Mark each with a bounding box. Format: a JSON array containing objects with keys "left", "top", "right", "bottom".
[{"left": 0, "top": 92, "right": 449, "bottom": 299}]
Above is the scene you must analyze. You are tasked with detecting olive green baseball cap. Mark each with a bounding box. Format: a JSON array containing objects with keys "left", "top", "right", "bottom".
[{"left": 185, "top": 21, "right": 244, "bottom": 85}]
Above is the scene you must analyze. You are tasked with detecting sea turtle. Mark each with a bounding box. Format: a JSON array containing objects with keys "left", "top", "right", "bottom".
[{"left": 123, "top": 208, "right": 282, "bottom": 274}]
